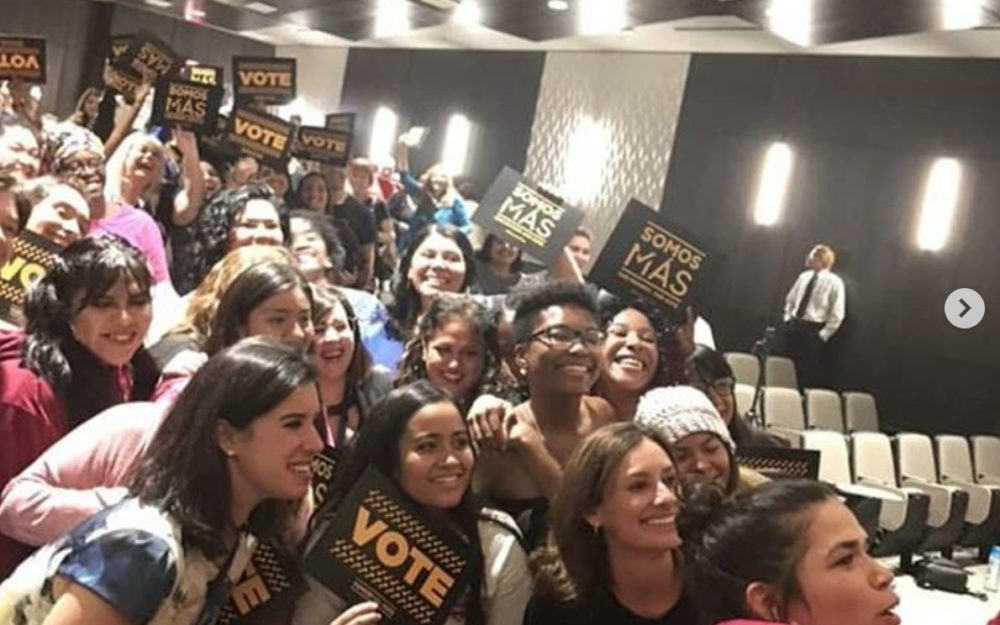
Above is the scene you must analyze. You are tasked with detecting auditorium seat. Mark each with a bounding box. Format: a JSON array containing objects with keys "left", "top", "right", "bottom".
[
  {"left": 843, "top": 391, "right": 880, "bottom": 433},
  {"left": 850, "top": 432, "right": 930, "bottom": 564},
  {"left": 734, "top": 382, "right": 756, "bottom": 417},
  {"left": 763, "top": 387, "right": 805, "bottom": 446},
  {"left": 895, "top": 433, "right": 968, "bottom": 557},
  {"left": 724, "top": 352, "right": 758, "bottom": 386},
  {"left": 764, "top": 356, "right": 798, "bottom": 389},
  {"left": 935, "top": 435, "right": 1000, "bottom": 555},
  {"left": 971, "top": 436, "right": 1000, "bottom": 486},
  {"left": 805, "top": 388, "right": 844, "bottom": 432}
]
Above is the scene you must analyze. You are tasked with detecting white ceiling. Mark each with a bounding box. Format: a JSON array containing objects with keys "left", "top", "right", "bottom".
[{"left": 235, "top": 13, "right": 1000, "bottom": 58}]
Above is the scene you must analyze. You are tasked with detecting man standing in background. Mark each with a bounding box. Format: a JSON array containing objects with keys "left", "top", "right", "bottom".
[{"left": 781, "top": 243, "right": 846, "bottom": 389}]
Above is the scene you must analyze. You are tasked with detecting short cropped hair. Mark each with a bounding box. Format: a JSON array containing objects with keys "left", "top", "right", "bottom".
[{"left": 512, "top": 281, "right": 599, "bottom": 344}]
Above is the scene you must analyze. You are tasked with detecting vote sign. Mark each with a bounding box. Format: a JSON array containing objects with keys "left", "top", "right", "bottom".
[
  {"left": 224, "top": 107, "right": 294, "bottom": 167},
  {"left": 115, "top": 29, "right": 181, "bottom": 82},
  {"left": 475, "top": 167, "right": 584, "bottom": 266},
  {"left": 217, "top": 540, "right": 305, "bottom": 625},
  {"left": 294, "top": 126, "right": 351, "bottom": 166},
  {"left": 0, "top": 231, "right": 63, "bottom": 320},
  {"left": 590, "top": 199, "right": 709, "bottom": 316},
  {"left": 233, "top": 57, "right": 296, "bottom": 105},
  {"left": 0, "top": 37, "right": 46, "bottom": 83},
  {"left": 304, "top": 467, "right": 473, "bottom": 625},
  {"left": 151, "top": 78, "right": 222, "bottom": 133}
]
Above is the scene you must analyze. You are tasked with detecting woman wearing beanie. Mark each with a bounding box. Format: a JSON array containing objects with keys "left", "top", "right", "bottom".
[{"left": 635, "top": 386, "right": 767, "bottom": 495}]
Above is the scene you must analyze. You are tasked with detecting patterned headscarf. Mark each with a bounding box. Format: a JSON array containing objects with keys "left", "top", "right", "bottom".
[{"left": 46, "top": 122, "right": 105, "bottom": 173}]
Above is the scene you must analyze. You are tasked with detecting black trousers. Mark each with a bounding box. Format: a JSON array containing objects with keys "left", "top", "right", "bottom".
[{"left": 781, "top": 319, "right": 827, "bottom": 389}]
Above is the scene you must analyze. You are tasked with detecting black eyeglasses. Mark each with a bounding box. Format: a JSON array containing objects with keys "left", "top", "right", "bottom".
[{"left": 530, "top": 324, "right": 605, "bottom": 348}]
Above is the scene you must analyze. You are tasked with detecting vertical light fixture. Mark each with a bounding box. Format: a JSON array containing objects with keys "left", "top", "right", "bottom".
[
  {"left": 374, "top": 0, "right": 409, "bottom": 38},
  {"left": 766, "top": 0, "right": 814, "bottom": 46},
  {"left": 452, "top": 1, "right": 482, "bottom": 25},
  {"left": 563, "top": 116, "right": 609, "bottom": 205},
  {"left": 753, "top": 142, "right": 794, "bottom": 226},
  {"left": 942, "top": 0, "right": 982, "bottom": 30},
  {"left": 579, "top": 0, "right": 627, "bottom": 35},
  {"left": 369, "top": 106, "right": 399, "bottom": 167},
  {"left": 916, "top": 157, "right": 962, "bottom": 252},
  {"left": 441, "top": 113, "right": 472, "bottom": 176}
]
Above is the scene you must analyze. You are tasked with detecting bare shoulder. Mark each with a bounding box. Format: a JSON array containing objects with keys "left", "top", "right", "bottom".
[{"left": 582, "top": 395, "right": 616, "bottom": 429}]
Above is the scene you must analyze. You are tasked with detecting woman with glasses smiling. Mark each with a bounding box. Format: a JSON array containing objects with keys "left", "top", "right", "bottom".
[{"left": 471, "top": 281, "right": 615, "bottom": 547}]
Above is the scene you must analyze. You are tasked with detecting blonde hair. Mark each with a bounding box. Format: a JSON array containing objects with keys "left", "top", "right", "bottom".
[
  {"left": 168, "top": 246, "right": 296, "bottom": 346},
  {"left": 812, "top": 244, "right": 836, "bottom": 269},
  {"left": 103, "top": 132, "right": 166, "bottom": 209},
  {"left": 419, "top": 163, "right": 459, "bottom": 206}
]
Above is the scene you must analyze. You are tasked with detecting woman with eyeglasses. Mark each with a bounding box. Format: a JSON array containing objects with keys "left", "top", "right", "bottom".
[
  {"left": 0, "top": 338, "right": 324, "bottom": 625},
  {"left": 687, "top": 344, "right": 788, "bottom": 449},
  {"left": 471, "top": 282, "right": 615, "bottom": 547}
]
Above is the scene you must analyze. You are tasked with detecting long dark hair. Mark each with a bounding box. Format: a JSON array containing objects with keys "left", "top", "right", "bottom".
[
  {"left": 474, "top": 233, "right": 523, "bottom": 273},
  {"left": 129, "top": 337, "right": 317, "bottom": 559},
  {"left": 387, "top": 224, "right": 477, "bottom": 341},
  {"left": 288, "top": 209, "right": 346, "bottom": 283},
  {"left": 396, "top": 295, "right": 502, "bottom": 408},
  {"left": 22, "top": 234, "right": 159, "bottom": 425},
  {"left": 318, "top": 381, "right": 513, "bottom": 625},
  {"left": 678, "top": 480, "right": 838, "bottom": 624},
  {"left": 532, "top": 422, "right": 677, "bottom": 606},
  {"left": 203, "top": 261, "right": 313, "bottom": 355}
]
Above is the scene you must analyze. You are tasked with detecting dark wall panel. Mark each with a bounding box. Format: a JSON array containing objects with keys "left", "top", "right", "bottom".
[
  {"left": 662, "top": 54, "right": 1000, "bottom": 435},
  {"left": 339, "top": 49, "right": 546, "bottom": 192}
]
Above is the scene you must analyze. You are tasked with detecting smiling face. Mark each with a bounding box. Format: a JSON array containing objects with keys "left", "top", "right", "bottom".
[
  {"left": 488, "top": 237, "right": 520, "bottom": 267},
  {"left": 314, "top": 298, "right": 356, "bottom": 382},
  {"left": 0, "top": 124, "right": 40, "bottom": 182},
  {"left": 602, "top": 308, "right": 659, "bottom": 394},
  {"left": 229, "top": 199, "right": 283, "bottom": 250},
  {"left": 200, "top": 161, "right": 222, "bottom": 196},
  {"left": 422, "top": 319, "right": 486, "bottom": 402},
  {"left": 783, "top": 500, "right": 898, "bottom": 625},
  {"left": 567, "top": 233, "right": 592, "bottom": 273},
  {"left": 25, "top": 183, "right": 91, "bottom": 248},
  {"left": 588, "top": 438, "right": 681, "bottom": 553},
  {"left": 301, "top": 175, "right": 329, "bottom": 211},
  {"left": 407, "top": 233, "right": 467, "bottom": 301},
  {"left": 519, "top": 305, "right": 602, "bottom": 395},
  {"left": 672, "top": 431, "right": 732, "bottom": 492},
  {"left": 241, "top": 287, "right": 314, "bottom": 350},
  {"left": 290, "top": 217, "right": 330, "bottom": 281},
  {"left": 71, "top": 274, "right": 152, "bottom": 367},
  {"left": 223, "top": 383, "right": 325, "bottom": 505},
  {"left": 123, "top": 140, "right": 164, "bottom": 193},
  {"left": 59, "top": 151, "right": 106, "bottom": 204},
  {"left": 397, "top": 401, "right": 474, "bottom": 511}
]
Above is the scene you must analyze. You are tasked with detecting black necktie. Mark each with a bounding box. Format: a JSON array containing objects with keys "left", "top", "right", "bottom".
[{"left": 795, "top": 271, "right": 819, "bottom": 319}]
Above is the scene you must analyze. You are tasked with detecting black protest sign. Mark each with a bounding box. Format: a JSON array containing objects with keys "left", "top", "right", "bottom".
[
  {"left": 311, "top": 446, "right": 340, "bottom": 507},
  {"left": 475, "top": 167, "right": 583, "bottom": 266},
  {"left": 590, "top": 199, "right": 709, "bottom": 315},
  {"left": 233, "top": 57, "right": 296, "bottom": 105},
  {"left": 115, "top": 29, "right": 181, "bottom": 82},
  {"left": 0, "top": 231, "right": 63, "bottom": 320},
  {"left": 151, "top": 78, "right": 222, "bottom": 133},
  {"left": 109, "top": 35, "right": 132, "bottom": 62},
  {"left": 104, "top": 66, "right": 141, "bottom": 101},
  {"left": 0, "top": 37, "right": 46, "bottom": 83},
  {"left": 184, "top": 64, "right": 223, "bottom": 86},
  {"left": 217, "top": 540, "right": 305, "bottom": 625},
  {"left": 224, "top": 107, "right": 294, "bottom": 167},
  {"left": 294, "top": 126, "right": 351, "bottom": 166},
  {"left": 325, "top": 113, "right": 355, "bottom": 135},
  {"left": 304, "top": 467, "right": 473, "bottom": 625}
]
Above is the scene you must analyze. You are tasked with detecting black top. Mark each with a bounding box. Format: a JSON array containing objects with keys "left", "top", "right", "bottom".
[
  {"left": 523, "top": 589, "right": 699, "bottom": 625},
  {"left": 330, "top": 195, "right": 377, "bottom": 246}
]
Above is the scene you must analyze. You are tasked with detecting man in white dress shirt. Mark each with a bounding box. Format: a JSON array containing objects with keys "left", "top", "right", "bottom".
[{"left": 781, "top": 244, "right": 846, "bottom": 388}]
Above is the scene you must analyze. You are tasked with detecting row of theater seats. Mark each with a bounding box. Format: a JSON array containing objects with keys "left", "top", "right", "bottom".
[
  {"left": 732, "top": 384, "right": 880, "bottom": 440},
  {"left": 725, "top": 352, "right": 801, "bottom": 389},
  {"left": 800, "top": 431, "right": 1000, "bottom": 565}
]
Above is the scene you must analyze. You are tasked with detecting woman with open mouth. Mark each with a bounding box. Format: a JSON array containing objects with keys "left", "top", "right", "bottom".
[
  {"left": 680, "top": 480, "right": 900, "bottom": 625},
  {"left": 0, "top": 338, "right": 324, "bottom": 625},
  {"left": 0, "top": 235, "right": 159, "bottom": 577},
  {"left": 526, "top": 422, "right": 697, "bottom": 625},
  {"left": 296, "top": 380, "right": 532, "bottom": 625}
]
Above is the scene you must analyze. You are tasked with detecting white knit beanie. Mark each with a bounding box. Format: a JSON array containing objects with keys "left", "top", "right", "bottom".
[{"left": 635, "top": 386, "right": 736, "bottom": 452}]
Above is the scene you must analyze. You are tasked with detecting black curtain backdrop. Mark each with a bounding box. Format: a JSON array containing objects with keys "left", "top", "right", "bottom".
[
  {"left": 662, "top": 54, "right": 1000, "bottom": 436},
  {"left": 339, "top": 49, "right": 546, "bottom": 196}
]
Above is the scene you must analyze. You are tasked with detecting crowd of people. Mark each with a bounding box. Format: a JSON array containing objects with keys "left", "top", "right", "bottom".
[{"left": 0, "top": 71, "right": 904, "bottom": 625}]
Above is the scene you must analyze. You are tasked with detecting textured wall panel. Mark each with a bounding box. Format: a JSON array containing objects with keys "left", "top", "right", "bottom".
[{"left": 524, "top": 52, "right": 690, "bottom": 254}]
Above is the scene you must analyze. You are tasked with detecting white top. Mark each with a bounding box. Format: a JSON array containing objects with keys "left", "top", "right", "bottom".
[
  {"left": 293, "top": 509, "right": 532, "bottom": 625},
  {"left": 694, "top": 316, "right": 715, "bottom": 349},
  {"left": 782, "top": 268, "right": 846, "bottom": 342}
]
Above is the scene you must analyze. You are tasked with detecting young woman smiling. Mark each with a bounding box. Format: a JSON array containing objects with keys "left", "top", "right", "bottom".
[
  {"left": 0, "top": 338, "right": 324, "bottom": 625},
  {"left": 526, "top": 422, "right": 697, "bottom": 625},
  {"left": 296, "top": 381, "right": 532, "bottom": 625}
]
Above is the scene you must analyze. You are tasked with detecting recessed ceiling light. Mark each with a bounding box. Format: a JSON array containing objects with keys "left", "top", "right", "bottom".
[
  {"left": 244, "top": 1, "right": 279, "bottom": 14},
  {"left": 548, "top": 0, "right": 570, "bottom": 11},
  {"left": 144, "top": 0, "right": 173, "bottom": 8}
]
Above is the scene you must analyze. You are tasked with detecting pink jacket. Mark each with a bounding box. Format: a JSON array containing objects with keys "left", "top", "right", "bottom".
[{"left": 0, "top": 402, "right": 166, "bottom": 548}]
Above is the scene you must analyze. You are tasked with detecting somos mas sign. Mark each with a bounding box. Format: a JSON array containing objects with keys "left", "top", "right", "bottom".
[{"left": 304, "top": 468, "right": 472, "bottom": 625}]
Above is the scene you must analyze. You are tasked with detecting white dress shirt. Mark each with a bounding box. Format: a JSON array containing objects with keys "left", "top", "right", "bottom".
[{"left": 783, "top": 268, "right": 846, "bottom": 342}]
